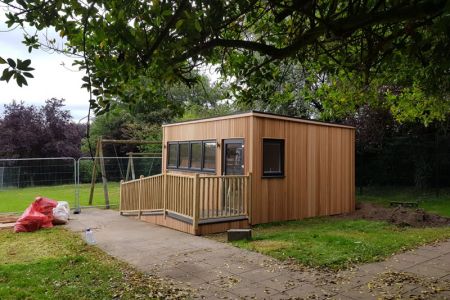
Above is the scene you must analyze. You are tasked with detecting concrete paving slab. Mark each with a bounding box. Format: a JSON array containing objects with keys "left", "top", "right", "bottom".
[
  {"left": 355, "top": 261, "right": 391, "bottom": 275},
  {"left": 226, "top": 282, "right": 279, "bottom": 298},
  {"left": 65, "top": 209, "right": 450, "bottom": 299},
  {"left": 238, "top": 267, "right": 283, "bottom": 283},
  {"left": 273, "top": 282, "right": 334, "bottom": 299},
  {"left": 337, "top": 289, "right": 376, "bottom": 300},
  {"left": 258, "top": 274, "right": 302, "bottom": 292},
  {"left": 425, "top": 254, "right": 450, "bottom": 271},
  {"left": 404, "top": 263, "right": 449, "bottom": 279}
]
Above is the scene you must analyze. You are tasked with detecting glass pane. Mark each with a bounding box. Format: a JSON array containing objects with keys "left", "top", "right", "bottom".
[
  {"left": 191, "top": 143, "right": 202, "bottom": 169},
  {"left": 263, "top": 141, "right": 282, "bottom": 174},
  {"left": 168, "top": 143, "right": 177, "bottom": 167},
  {"left": 179, "top": 143, "right": 189, "bottom": 168},
  {"left": 203, "top": 142, "right": 216, "bottom": 170},
  {"left": 225, "top": 143, "right": 243, "bottom": 175}
]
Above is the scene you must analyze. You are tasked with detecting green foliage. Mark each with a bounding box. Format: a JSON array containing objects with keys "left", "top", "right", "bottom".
[
  {"left": 1, "top": 0, "right": 448, "bottom": 124},
  {"left": 83, "top": 74, "right": 231, "bottom": 156},
  {"left": 233, "top": 218, "right": 450, "bottom": 270},
  {"left": 81, "top": 105, "right": 163, "bottom": 157},
  {"left": 346, "top": 105, "right": 450, "bottom": 189},
  {"left": 386, "top": 85, "right": 449, "bottom": 126},
  {"left": 0, "top": 57, "right": 34, "bottom": 87}
]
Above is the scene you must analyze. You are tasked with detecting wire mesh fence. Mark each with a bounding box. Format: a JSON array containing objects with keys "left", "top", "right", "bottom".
[
  {"left": 0, "top": 158, "right": 76, "bottom": 214},
  {"left": 76, "top": 156, "right": 162, "bottom": 209},
  {"left": 0, "top": 156, "right": 162, "bottom": 214}
]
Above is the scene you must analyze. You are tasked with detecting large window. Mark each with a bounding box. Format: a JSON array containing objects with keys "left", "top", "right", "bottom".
[
  {"left": 262, "top": 139, "right": 284, "bottom": 177},
  {"left": 167, "top": 140, "right": 216, "bottom": 172}
]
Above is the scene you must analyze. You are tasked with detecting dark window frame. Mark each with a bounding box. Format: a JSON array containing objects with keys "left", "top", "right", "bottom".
[
  {"left": 166, "top": 140, "right": 216, "bottom": 173},
  {"left": 222, "top": 139, "right": 245, "bottom": 176},
  {"left": 167, "top": 142, "right": 179, "bottom": 168},
  {"left": 202, "top": 141, "right": 217, "bottom": 172},
  {"left": 189, "top": 142, "right": 202, "bottom": 170},
  {"left": 177, "top": 142, "right": 190, "bottom": 169},
  {"left": 262, "top": 138, "right": 285, "bottom": 178}
]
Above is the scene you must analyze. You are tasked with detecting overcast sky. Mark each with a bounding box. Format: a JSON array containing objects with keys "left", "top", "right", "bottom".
[{"left": 0, "top": 12, "right": 89, "bottom": 121}]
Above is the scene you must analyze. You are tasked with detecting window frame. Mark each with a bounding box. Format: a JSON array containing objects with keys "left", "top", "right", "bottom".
[
  {"left": 262, "top": 138, "right": 285, "bottom": 178},
  {"left": 167, "top": 142, "right": 179, "bottom": 169},
  {"left": 177, "top": 142, "right": 190, "bottom": 169},
  {"left": 202, "top": 140, "right": 217, "bottom": 172},
  {"left": 166, "top": 140, "right": 216, "bottom": 173},
  {"left": 189, "top": 141, "right": 202, "bottom": 170}
]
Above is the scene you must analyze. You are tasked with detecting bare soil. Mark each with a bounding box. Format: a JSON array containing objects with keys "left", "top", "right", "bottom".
[{"left": 339, "top": 202, "right": 450, "bottom": 227}]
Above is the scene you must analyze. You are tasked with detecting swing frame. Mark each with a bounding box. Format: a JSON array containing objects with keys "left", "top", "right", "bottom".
[
  {"left": 125, "top": 152, "right": 162, "bottom": 181},
  {"left": 88, "top": 137, "right": 161, "bottom": 208}
]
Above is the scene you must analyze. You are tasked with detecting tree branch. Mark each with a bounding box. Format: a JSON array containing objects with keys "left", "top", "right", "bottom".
[
  {"left": 146, "top": 0, "right": 189, "bottom": 59},
  {"left": 176, "top": 0, "right": 446, "bottom": 63}
]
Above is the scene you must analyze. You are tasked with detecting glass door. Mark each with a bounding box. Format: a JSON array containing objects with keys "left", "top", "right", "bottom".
[{"left": 223, "top": 139, "right": 244, "bottom": 175}]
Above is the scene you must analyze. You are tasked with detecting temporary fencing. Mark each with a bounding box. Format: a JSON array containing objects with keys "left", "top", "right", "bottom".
[{"left": 0, "top": 156, "right": 161, "bottom": 214}]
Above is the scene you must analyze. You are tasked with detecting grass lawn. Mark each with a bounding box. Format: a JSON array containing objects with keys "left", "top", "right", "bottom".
[
  {"left": 357, "top": 186, "right": 450, "bottom": 217},
  {"left": 0, "top": 227, "right": 189, "bottom": 299},
  {"left": 0, "top": 183, "right": 120, "bottom": 213},
  {"left": 230, "top": 218, "right": 450, "bottom": 270}
]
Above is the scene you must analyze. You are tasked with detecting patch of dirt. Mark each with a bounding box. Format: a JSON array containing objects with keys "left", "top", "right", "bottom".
[{"left": 338, "top": 202, "right": 450, "bottom": 227}]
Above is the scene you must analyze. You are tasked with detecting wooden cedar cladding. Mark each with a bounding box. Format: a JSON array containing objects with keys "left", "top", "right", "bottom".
[
  {"left": 250, "top": 115, "right": 355, "bottom": 224},
  {"left": 162, "top": 112, "right": 355, "bottom": 225},
  {"left": 162, "top": 115, "right": 252, "bottom": 174}
]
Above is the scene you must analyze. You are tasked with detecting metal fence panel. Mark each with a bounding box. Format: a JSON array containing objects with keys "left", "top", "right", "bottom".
[
  {"left": 76, "top": 156, "right": 162, "bottom": 210},
  {"left": 0, "top": 156, "right": 162, "bottom": 214},
  {"left": 0, "top": 158, "right": 76, "bottom": 214}
]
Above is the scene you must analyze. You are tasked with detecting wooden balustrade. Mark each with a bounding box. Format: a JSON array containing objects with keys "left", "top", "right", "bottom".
[
  {"left": 140, "top": 174, "right": 164, "bottom": 211},
  {"left": 120, "top": 173, "right": 251, "bottom": 227},
  {"left": 198, "top": 175, "right": 250, "bottom": 220},
  {"left": 119, "top": 179, "right": 140, "bottom": 212},
  {"left": 165, "top": 173, "right": 195, "bottom": 218}
]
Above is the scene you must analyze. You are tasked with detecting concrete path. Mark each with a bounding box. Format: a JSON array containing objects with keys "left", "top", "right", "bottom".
[{"left": 66, "top": 209, "right": 450, "bottom": 299}]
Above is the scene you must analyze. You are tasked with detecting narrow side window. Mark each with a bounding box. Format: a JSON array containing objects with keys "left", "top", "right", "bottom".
[
  {"left": 167, "top": 143, "right": 178, "bottom": 168},
  {"left": 203, "top": 141, "right": 216, "bottom": 171},
  {"left": 190, "top": 142, "right": 202, "bottom": 169},
  {"left": 178, "top": 142, "right": 189, "bottom": 168}
]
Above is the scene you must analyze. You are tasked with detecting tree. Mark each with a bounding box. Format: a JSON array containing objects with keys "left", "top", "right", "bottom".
[
  {"left": 343, "top": 104, "right": 450, "bottom": 190},
  {"left": 1, "top": 0, "right": 448, "bottom": 122},
  {"left": 0, "top": 98, "right": 85, "bottom": 158},
  {"left": 82, "top": 74, "right": 233, "bottom": 155}
]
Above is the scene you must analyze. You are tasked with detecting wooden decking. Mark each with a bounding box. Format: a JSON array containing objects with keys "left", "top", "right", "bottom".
[{"left": 120, "top": 173, "right": 251, "bottom": 235}]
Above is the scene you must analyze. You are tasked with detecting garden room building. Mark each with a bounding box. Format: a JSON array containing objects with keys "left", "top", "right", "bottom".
[{"left": 120, "top": 111, "right": 355, "bottom": 235}]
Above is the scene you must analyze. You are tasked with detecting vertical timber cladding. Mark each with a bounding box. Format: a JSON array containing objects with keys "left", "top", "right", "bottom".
[
  {"left": 251, "top": 115, "right": 355, "bottom": 225},
  {"left": 162, "top": 115, "right": 253, "bottom": 175},
  {"left": 162, "top": 112, "right": 355, "bottom": 226}
]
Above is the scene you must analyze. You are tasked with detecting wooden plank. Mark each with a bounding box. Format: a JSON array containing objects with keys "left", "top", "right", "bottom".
[{"left": 193, "top": 174, "right": 200, "bottom": 230}]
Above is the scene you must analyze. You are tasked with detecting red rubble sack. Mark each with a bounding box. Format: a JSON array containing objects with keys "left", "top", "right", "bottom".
[{"left": 14, "top": 197, "right": 58, "bottom": 233}]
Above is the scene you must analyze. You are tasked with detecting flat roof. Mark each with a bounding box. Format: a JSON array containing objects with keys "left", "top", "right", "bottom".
[{"left": 162, "top": 110, "right": 355, "bottom": 129}]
